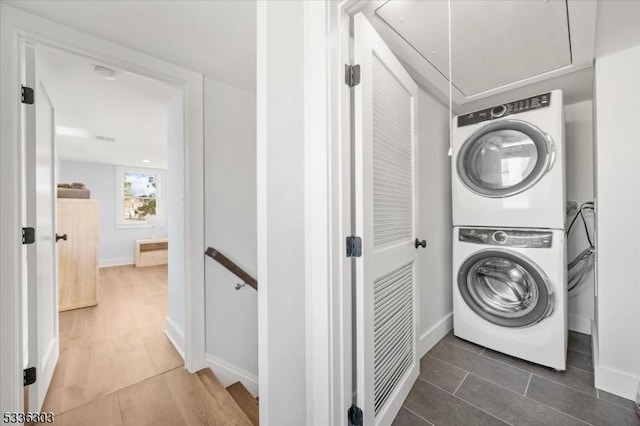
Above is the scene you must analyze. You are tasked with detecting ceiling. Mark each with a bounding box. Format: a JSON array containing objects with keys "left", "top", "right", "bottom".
[
  {"left": 375, "top": 0, "right": 571, "bottom": 97},
  {"left": 363, "top": 0, "right": 640, "bottom": 113},
  {"left": 40, "top": 46, "right": 178, "bottom": 169},
  {"left": 3, "top": 0, "right": 257, "bottom": 93},
  {"left": 361, "top": 0, "right": 598, "bottom": 111}
]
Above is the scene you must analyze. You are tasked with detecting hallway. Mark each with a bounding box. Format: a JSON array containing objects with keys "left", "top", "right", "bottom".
[{"left": 42, "top": 265, "right": 184, "bottom": 422}]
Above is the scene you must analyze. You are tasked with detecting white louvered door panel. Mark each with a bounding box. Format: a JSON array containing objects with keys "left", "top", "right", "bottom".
[{"left": 354, "top": 13, "right": 419, "bottom": 426}]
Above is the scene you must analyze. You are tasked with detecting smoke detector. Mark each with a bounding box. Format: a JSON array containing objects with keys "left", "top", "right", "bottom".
[{"left": 93, "top": 64, "right": 116, "bottom": 80}]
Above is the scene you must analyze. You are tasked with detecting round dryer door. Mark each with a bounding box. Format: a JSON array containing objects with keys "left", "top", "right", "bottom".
[
  {"left": 457, "top": 120, "right": 554, "bottom": 198},
  {"left": 458, "top": 250, "right": 554, "bottom": 328}
]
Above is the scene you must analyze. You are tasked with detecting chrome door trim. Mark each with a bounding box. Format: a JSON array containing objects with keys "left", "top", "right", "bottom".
[
  {"left": 457, "top": 119, "right": 555, "bottom": 198},
  {"left": 457, "top": 249, "right": 554, "bottom": 328}
]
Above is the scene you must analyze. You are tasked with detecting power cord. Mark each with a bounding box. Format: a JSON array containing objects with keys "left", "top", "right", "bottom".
[{"left": 566, "top": 201, "right": 595, "bottom": 292}]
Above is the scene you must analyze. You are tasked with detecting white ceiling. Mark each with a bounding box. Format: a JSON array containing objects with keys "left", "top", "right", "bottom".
[
  {"left": 376, "top": 0, "right": 572, "bottom": 97},
  {"left": 361, "top": 0, "right": 598, "bottom": 110},
  {"left": 3, "top": 0, "right": 257, "bottom": 93},
  {"left": 364, "top": 0, "right": 640, "bottom": 113},
  {"left": 39, "top": 46, "right": 178, "bottom": 169}
]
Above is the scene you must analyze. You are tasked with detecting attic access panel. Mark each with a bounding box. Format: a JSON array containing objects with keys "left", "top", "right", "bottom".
[{"left": 375, "top": 0, "right": 571, "bottom": 97}]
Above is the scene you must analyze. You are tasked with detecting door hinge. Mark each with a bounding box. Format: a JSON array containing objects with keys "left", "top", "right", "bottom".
[
  {"left": 345, "top": 64, "right": 361, "bottom": 87},
  {"left": 23, "top": 367, "right": 36, "bottom": 386},
  {"left": 22, "top": 227, "right": 35, "bottom": 245},
  {"left": 21, "top": 86, "right": 34, "bottom": 104},
  {"left": 348, "top": 404, "right": 363, "bottom": 426},
  {"left": 346, "top": 235, "right": 362, "bottom": 258}
]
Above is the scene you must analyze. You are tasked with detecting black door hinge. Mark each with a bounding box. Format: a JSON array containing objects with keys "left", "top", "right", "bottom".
[
  {"left": 348, "top": 404, "right": 363, "bottom": 426},
  {"left": 345, "top": 64, "right": 361, "bottom": 87},
  {"left": 346, "top": 235, "right": 362, "bottom": 258},
  {"left": 23, "top": 367, "right": 36, "bottom": 386},
  {"left": 22, "top": 227, "right": 35, "bottom": 245},
  {"left": 21, "top": 86, "right": 34, "bottom": 104}
]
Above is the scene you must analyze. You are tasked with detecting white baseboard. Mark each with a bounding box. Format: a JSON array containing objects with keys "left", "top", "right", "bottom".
[
  {"left": 592, "top": 319, "right": 639, "bottom": 401},
  {"left": 418, "top": 313, "right": 453, "bottom": 358},
  {"left": 99, "top": 257, "right": 134, "bottom": 268},
  {"left": 568, "top": 314, "right": 592, "bottom": 335},
  {"left": 204, "top": 353, "right": 259, "bottom": 397},
  {"left": 594, "top": 363, "right": 640, "bottom": 401},
  {"left": 164, "top": 317, "right": 185, "bottom": 360}
]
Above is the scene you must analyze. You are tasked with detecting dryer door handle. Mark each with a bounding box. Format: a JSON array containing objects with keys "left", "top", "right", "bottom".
[{"left": 545, "top": 133, "right": 556, "bottom": 172}]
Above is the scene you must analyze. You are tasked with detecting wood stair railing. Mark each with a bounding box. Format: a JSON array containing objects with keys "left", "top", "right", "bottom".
[{"left": 205, "top": 247, "right": 258, "bottom": 290}]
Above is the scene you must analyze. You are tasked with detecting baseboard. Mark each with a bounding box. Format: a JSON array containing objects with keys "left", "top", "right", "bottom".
[
  {"left": 568, "top": 314, "right": 592, "bottom": 335},
  {"left": 164, "top": 317, "right": 185, "bottom": 360},
  {"left": 594, "top": 363, "right": 640, "bottom": 401},
  {"left": 418, "top": 313, "right": 453, "bottom": 358},
  {"left": 592, "top": 319, "right": 639, "bottom": 401},
  {"left": 204, "top": 353, "right": 259, "bottom": 397},
  {"left": 99, "top": 257, "right": 134, "bottom": 268}
]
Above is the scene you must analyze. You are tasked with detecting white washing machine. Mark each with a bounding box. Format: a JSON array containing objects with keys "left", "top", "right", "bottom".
[
  {"left": 452, "top": 90, "right": 565, "bottom": 229},
  {"left": 453, "top": 226, "right": 567, "bottom": 370}
]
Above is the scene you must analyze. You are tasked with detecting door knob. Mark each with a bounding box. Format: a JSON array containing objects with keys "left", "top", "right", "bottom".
[
  {"left": 56, "top": 233, "right": 67, "bottom": 242},
  {"left": 415, "top": 238, "right": 426, "bottom": 249}
]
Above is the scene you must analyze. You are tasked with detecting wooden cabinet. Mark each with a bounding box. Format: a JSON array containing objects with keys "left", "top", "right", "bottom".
[{"left": 57, "top": 198, "right": 99, "bottom": 311}]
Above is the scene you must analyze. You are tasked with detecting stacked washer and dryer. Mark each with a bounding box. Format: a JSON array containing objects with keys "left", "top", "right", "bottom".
[{"left": 451, "top": 90, "right": 567, "bottom": 370}]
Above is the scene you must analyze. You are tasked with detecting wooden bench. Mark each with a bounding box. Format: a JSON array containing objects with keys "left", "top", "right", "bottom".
[{"left": 135, "top": 238, "right": 168, "bottom": 267}]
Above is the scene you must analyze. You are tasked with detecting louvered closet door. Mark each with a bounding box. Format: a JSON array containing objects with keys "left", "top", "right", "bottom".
[{"left": 354, "top": 13, "right": 419, "bottom": 426}]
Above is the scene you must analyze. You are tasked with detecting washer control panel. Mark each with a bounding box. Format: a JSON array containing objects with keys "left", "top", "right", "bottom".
[
  {"left": 459, "top": 228, "right": 553, "bottom": 248},
  {"left": 457, "top": 92, "right": 551, "bottom": 127}
]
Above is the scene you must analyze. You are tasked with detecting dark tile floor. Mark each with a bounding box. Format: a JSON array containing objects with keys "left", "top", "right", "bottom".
[{"left": 393, "top": 330, "right": 640, "bottom": 426}]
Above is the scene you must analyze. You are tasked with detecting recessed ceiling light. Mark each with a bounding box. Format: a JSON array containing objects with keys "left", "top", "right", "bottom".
[
  {"left": 141, "top": 160, "right": 152, "bottom": 163},
  {"left": 56, "top": 126, "right": 91, "bottom": 138},
  {"left": 93, "top": 64, "right": 116, "bottom": 81}
]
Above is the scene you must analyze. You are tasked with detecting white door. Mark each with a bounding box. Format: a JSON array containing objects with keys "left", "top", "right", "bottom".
[
  {"left": 353, "top": 13, "right": 420, "bottom": 426},
  {"left": 23, "top": 44, "right": 59, "bottom": 412}
]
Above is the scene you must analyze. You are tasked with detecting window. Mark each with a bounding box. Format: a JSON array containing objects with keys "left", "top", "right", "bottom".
[{"left": 116, "top": 167, "right": 164, "bottom": 227}]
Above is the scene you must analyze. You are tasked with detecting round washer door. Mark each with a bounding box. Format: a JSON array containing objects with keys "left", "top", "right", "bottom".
[
  {"left": 458, "top": 250, "right": 554, "bottom": 328},
  {"left": 457, "top": 120, "right": 554, "bottom": 198}
]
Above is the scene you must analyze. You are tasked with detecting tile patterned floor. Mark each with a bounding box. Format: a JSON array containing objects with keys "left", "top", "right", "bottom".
[{"left": 394, "top": 331, "right": 640, "bottom": 426}]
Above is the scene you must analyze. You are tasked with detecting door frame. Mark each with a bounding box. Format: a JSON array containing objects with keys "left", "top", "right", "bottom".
[
  {"left": 0, "top": 4, "right": 205, "bottom": 413},
  {"left": 300, "top": 1, "right": 385, "bottom": 424}
]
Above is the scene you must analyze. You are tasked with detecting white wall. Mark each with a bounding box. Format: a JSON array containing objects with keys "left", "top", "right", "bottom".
[
  {"left": 257, "top": 1, "right": 307, "bottom": 423},
  {"left": 58, "top": 160, "right": 167, "bottom": 267},
  {"left": 593, "top": 43, "right": 640, "bottom": 400},
  {"left": 203, "top": 78, "right": 258, "bottom": 394},
  {"left": 564, "top": 100, "right": 595, "bottom": 334},
  {"left": 416, "top": 89, "right": 454, "bottom": 356},
  {"left": 165, "top": 93, "right": 186, "bottom": 350}
]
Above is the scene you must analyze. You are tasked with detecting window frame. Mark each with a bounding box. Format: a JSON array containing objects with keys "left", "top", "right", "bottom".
[{"left": 115, "top": 166, "right": 165, "bottom": 229}]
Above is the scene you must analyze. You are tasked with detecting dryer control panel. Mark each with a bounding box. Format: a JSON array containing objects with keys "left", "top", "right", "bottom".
[
  {"left": 459, "top": 228, "right": 553, "bottom": 248},
  {"left": 457, "top": 92, "right": 551, "bottom": 127}
]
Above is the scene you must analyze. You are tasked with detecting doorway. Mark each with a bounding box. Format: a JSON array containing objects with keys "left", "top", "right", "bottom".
[
  {"left": 26, "top": 45, "right": 185, "bottom": 415},
  {"left": 0, "top": 4, "right": 205, "bottom": 414}
]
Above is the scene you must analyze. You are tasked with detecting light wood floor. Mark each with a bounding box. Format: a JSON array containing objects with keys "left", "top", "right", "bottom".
[{"left": 43, "top": 265, "right": 185, "bottom": 425}]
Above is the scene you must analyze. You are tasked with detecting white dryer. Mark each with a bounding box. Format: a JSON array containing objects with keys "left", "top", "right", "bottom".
[
  {"left": 453, "top": 226, "right": 567, "bottom": 370},
  {"left": 452, "top": 90, "right": 565, "bottom": 229}
]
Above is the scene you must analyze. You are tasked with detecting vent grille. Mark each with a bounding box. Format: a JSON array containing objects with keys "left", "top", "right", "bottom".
[
  {"left": 96, "top": 135, "right": 115, "bottom": 143},
  {"left": 372, "top": 55, "right": 414, "bottom": 248},
  {"left": 373, "top": 262, "right": 414, "bottom": 414}
]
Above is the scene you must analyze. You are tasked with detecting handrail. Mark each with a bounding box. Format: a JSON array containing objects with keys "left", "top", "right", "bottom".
[{"left": 205, "top": 247, "right": 258, "bottom": 291}]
